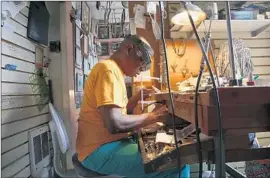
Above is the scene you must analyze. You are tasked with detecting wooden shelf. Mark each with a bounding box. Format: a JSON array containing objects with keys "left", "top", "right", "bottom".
[
  {"left": 171, "top": 19, "right": 270, "bottom": 39},
  {"left": 96, "top": 38, "right": 124, "bottom": 43},
  {"left": 98, "top": 55, "right": 110, "bottom": 60},
  {"left": 197, "top": 20, "right": 270, "bottom": 33}
]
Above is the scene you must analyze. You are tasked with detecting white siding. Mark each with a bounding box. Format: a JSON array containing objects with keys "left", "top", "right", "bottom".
[
  {"left": 210, "top": 31, "right": 270, "bottom": 153},
  {"left": 209, "top": 31, "right": 270, "bottom": 79},
  {"left": 211, "top": 30, "right": 270, "bottom": 142},
  {"left": 1, "top": 3, "right": 53, "bottom": 177}
]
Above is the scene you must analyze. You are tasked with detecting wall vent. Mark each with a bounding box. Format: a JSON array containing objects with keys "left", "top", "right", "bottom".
[{"left": 28, "top": 125, "right": 51, "bottom": 177}]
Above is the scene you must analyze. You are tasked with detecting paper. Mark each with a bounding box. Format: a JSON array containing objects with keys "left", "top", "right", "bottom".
[
  {"left": 76, "top": 48, "right": 83, "bottom": 69},
  {"left": 152, "top": 20, "right": 161, "bottom": 40},
  {"left": 129, "top": 18, "right": 137, "bottom": 35},
  {"left": 155, "top": 132, "right": 175, "bottom": 144},
  {"left": 76, "top": 27, "right": 81, "bottom": 47},
  {"left": 134, "top": 4, "right": 146, "bottom": 29},
  {"left": 2, "top": 1, "right": 26, "bottom": 19}
]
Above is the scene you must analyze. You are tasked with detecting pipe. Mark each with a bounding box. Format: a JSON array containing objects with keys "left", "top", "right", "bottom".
[{"left": 225, "top": 1, "right": 237, "bottom": 81}]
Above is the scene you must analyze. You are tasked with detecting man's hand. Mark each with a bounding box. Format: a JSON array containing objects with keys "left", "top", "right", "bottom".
[
  {"left": 149, "top": 104, "right": 169, "bottom": 123},
  {"left": 152, "top": 104, "right": 168, "bottom": 116}
]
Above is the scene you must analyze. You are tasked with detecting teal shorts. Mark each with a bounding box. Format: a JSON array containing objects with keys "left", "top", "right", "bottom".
[{"left": 81, "top": 138, "right": 190, "bottom": 178}]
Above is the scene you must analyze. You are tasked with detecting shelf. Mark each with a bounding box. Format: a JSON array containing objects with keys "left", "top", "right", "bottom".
[
  {"left": 197, "top": 20, "right": 270, "bottom": 33},
  {"left": 170, "top": 19, "right": 270, "bottom": 39},
  {"left": 98, "top": 55, "right": 110, "bottom": 60},
  {"left": 96, "top": 38, "right": 124, "bottom": 43}
]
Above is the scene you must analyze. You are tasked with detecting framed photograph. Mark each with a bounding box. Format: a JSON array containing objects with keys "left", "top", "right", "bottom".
[
  {"left": 75, "top": 47, "right": 83, "bottom": 69},
  {"left": 111, "top": 23, "right": 124, "bottom": 38},
  {"left": 84, "top": 57, "right": 91, "bottom": 75},
  {"left": 100, "top": 43, "right": 109, "bottom": 56},
  {"left": 81, "top": 35, "right": 89, "bottom": 57},
  {"left": 76, "top": 2, "right": 82, "bottom": 20},
  {"left": 98, "top": 24, "right": 110, "bottom": 39},
  {"left": 81, "top": 1, "right": 90, "bottom": 34},
  {"left": 75, "top": 92, "right": 83, "bottom": 109},
  {"left": 76, "top": 26, "right": 81, "bottom": 47},
  {"left": 75, "top": 71, "right": 84, "bottom": 92},
  {"left": 91, "top": 19, "right": 98, "bottom": 36}
]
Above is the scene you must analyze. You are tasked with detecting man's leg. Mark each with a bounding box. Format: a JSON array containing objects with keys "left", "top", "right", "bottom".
[{"left": 81, "top": 138, "right": 190, "bottom": 178}]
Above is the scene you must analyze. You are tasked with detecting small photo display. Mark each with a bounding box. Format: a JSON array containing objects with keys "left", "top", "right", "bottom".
[
  {"left": 76, "top": 71, "right": 84, "bottom": 92},
  {"left": 75, "top": 92, "right": 83, "bottom": 109},
  {"left": 111, "top": 23, "right": 124, "bottom": 38},
  {"left": 100, "top": 43, "right": 109, "bottom": 56},
  {"left": 98, "top": 25, "right": 110, "bottom": 39}
]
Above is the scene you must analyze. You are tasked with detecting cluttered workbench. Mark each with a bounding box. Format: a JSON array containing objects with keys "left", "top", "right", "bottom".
[
  {"left": 127, "top": 1, "right": 270, "bottom": 177},
  {"left": 137, "top": 86, "right": 270, "bottom": 174}
]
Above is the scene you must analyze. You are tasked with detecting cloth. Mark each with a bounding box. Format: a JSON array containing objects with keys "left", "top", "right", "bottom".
[
  {"left": 81, "top": 138, "right": 190, "bottom": 178},
  {"left": 76, "top": 59, "right": 129, "bottom": 161}
]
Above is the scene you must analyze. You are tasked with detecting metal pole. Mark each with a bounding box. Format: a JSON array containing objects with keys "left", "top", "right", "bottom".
[{"left": 225, "top": 1, "right": 237, "bottom": 85}]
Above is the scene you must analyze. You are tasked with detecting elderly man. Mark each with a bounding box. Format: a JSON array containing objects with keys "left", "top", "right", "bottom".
[{"left": 76, "top": 35, "right": 190, "bottom": 177}]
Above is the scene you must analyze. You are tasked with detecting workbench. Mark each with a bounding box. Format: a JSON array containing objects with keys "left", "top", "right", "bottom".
[{"left": 138, "top": 86, "right": 270, "bottom": 174}]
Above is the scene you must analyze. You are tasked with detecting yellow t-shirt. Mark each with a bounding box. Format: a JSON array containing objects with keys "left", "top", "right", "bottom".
[{"left": 76, "top": 59, "right": 129, "bottom": 161}]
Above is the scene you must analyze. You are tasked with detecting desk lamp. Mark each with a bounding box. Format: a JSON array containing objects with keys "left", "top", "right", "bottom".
[{"left": 171, "top": 2, "right": 206, "bottom": 26}]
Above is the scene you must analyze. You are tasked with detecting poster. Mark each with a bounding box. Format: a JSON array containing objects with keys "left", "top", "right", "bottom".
[
  {"left": 75, "top": 92, "right": 83, "bottom": 109},
  {"left": 75, "top": 48, "right": 83, "bottom": 69},
  {"left": 75, "top": 71, "right": 84, "bottom": 91},
  {"left": 76, "top": 26, "right": 81, "bottom": 47},
  {"left": 100, "top": 43, "right": 109, "bottom": 56},
  {"left": 82, "top": 1, "right": 90, "bottom": 34}
]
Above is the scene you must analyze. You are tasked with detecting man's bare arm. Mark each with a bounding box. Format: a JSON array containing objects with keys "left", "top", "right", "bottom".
[{"left": 98, "top": 105, "right": 167, "bottom": 134}]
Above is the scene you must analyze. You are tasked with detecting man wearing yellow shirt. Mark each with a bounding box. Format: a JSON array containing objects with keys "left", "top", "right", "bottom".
[{"left": 76, "top": 35, "right": 190, "bottom": 177}]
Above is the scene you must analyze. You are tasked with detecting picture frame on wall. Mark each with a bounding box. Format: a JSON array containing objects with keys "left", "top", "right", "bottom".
[
  {"left": 91, "top": 19, "right": 98, "bottom": 36},
  {"left": 75, "top": 71, "right": 84, "bottom": 92},
  {"left": 82, "top": 1, "right": 90, "bottom": 34},
  {"left": 75, "top": 92, "right": 83, "bottom": 109},
  {"left": 111, "top": 23, "right": 124, "bottom": 38},
  {"left": 81, "top": 35, "right": 89, "bottom": 57},
  {"left": 84, "top": 57, "right": 91, "bottom": 75},
  {"left": 76, "top": 1, "right": 82, "bottom": 20},
  {"left": 100, "top": 43, "right": 109, "bottom": 56},
  {"left": 76, "top": 26, "right": 81, "bottom": 47},
  {"left": 98, "top": 24, "right": 110, "bottom": 39},
  {"left": 75, "top": 47, "right": 83, "bottom": 69}
]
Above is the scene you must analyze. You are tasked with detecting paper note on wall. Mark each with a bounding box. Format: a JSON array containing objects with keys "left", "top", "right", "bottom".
[{"left": 134, "top": 4, "right": 146, "bottom": 29}]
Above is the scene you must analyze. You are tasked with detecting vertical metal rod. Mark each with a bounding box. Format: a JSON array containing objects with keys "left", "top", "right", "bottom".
[{"left": 225, "top": 1, "right": 236, "bottom": 81}]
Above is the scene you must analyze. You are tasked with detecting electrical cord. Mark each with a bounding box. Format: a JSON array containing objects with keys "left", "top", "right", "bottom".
[
  {"left": 159, "top": 1, "right": 181, "bottom": 176},
  {"left": 194, "top": 44, "right": 206, "bottom": 178},
  {"left": 181, "top": 2, "right": 224, "bottom": 177},
  {"left": 194, "top": 17, "right": 213, "bottom": 178},
  {"left": 209, "top": 41, "right": 220, "bottom": 86}
]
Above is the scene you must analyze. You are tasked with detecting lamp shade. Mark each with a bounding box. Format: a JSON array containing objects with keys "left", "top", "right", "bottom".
[{"left": 171, "top": 2, "right": 206, "bottom": 26}]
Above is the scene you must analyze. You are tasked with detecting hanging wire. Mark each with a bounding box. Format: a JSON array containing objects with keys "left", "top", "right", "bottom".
[
  {"left": 159, "top": 1, "right": 182, "bottom": 176},
  {"left": 181, "top": 2, "right": 225, "bottom": 177}
]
